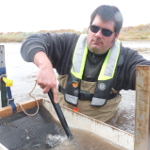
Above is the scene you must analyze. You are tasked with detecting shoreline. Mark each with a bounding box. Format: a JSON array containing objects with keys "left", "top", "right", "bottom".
[
  {"left": 0, "top": 39, "right": 150, "bottom": 43},
  {"left": 0, "top": 32, "right": 150, "bottom": 43}
]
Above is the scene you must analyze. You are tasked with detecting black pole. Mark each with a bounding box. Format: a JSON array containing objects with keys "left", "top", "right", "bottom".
[
  {"left": 0, "top": 45, "right": 7, "bottom": 107},
  {"left": 1, "top": 80, "right": 7, "bottom": 107},
  {"left": 48, "top": 90, "right": 72, "bottom": 138}
]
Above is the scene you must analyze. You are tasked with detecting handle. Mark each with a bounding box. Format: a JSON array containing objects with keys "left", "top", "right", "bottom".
[{"left": 48, "top": 89, "right": 72, "bottom": 138}]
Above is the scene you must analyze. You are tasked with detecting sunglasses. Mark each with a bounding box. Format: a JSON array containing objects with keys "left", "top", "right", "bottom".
[{"left": 90, "top": 25, "right": 115, "bottom": 37}]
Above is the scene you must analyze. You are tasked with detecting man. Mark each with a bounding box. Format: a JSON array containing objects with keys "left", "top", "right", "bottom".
[{"left": 21, "top": 5, "right": 150, "bottom": 122}]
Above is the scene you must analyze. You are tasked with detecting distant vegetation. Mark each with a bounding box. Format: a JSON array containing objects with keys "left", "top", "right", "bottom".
[
  {"left": 119, "top": 23, "right": 150, "bottom": 41},
  {"left": 0, "top": 29, "right": 82, "bottom": 42},
  {"left": 0, "top": 23, "right": 150, "bottom": 42}
]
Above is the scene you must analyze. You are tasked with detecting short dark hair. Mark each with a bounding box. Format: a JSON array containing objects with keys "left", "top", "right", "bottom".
[{"left": 90, "top": 5, "right": 123, "bottom": 33}]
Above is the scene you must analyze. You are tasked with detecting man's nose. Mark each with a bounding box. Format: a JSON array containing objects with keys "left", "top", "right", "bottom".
[{"left": 95, "top": 29, "right": 102, "bottom": 38}]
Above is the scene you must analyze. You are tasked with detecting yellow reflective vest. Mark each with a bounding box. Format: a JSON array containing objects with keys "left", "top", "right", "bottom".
[{"left": 64, "top": 34, "right": 121, "bottom": 106}]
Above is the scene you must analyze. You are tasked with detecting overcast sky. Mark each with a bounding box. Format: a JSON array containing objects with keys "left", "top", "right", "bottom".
[{"left": 0, "top": 0, "right": 149, "bottom": 32}]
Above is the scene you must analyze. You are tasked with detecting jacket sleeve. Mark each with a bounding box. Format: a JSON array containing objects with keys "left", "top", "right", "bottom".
[
  {"left": 20, "top": 32, "right": 79, "bottom": 74},
  {"left": 115, "top": 47, "right": 150, "bottom": 90}
]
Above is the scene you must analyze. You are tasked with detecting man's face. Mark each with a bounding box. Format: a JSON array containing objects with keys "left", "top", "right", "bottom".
[{"left": 87, "top": 15, "right": 119, "bottom": 53}]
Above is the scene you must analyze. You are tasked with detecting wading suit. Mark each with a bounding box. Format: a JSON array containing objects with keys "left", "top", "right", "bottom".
[{"left": 21, "top": 33, "right": 150, "bottom": 122}]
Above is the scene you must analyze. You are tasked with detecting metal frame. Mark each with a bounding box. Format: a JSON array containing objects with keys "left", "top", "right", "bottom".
[
  {"left": 134, "top": 66, "right": 150, "bottom": 150},
  {"left": 0, "top": 45, "right": 7, "bottom": 107}
]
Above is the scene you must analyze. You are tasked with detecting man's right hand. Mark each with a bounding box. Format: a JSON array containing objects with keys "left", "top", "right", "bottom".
[{"left": 34, "top": 51, "right": 58, "bottom": 103}]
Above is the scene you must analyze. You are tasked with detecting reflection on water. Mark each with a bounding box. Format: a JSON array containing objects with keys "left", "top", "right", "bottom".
[{"left": 0, "top": 41, "right": 150, "bottom": 135}]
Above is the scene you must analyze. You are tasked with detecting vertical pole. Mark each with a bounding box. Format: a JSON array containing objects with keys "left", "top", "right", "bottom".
[
  {"left": 0, "top": 45, "right": 7, "bottom": 107},
  {"left": 134, "top": 66, "right": 150, "bottom": 150}
]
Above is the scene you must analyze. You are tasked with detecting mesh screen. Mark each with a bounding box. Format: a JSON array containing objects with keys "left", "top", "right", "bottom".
[{"left": 0, "top": 105, "right": 65, "bottom": 150}]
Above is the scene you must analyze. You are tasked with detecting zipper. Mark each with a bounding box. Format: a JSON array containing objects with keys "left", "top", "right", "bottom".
[{"left": 92, "top": 52, "right": 96, "bottom": 66}]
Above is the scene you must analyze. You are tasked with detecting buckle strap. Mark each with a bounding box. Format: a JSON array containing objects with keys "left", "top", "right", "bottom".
[
  {"left": 59, "top": 85, "right": 65, "bottom": 94},
  {"left": 58, "top": 85, "right": 119, "bottom": 101},
  {"left": 79, "top": 92, "right": 93, "bottom": 100}
]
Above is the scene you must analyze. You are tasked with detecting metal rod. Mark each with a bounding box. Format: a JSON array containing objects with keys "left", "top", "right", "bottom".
[
  {"left": 134, "top": 65, "right": 150, "bottom": 150},
  {"left": 48, "top": 89, "right": 72, "bottom": 138},
  {"left": 0, "top": 45, "right": 7, "bottom": 107}
]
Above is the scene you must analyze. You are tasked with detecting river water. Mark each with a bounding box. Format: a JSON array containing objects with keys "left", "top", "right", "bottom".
[{"left": 0, "top": 41, "right": 150, "bottom": 136}]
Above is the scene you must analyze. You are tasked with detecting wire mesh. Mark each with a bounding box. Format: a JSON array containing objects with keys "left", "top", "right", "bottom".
[{"left": 0, "top": 105, "right": 65, "bottom": 150}]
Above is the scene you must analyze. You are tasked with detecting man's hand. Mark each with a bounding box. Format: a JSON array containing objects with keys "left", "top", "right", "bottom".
[{"left": 34, "top": 51, "right": 58, "bottom": 103}]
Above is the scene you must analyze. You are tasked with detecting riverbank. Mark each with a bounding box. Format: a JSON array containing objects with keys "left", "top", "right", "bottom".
[
  {"left": 0, "top": 29, "right": 82, "bottom": 42},
  {"left": 1, "top": 33, "right": 150, "bottom": 42},
  {"left": 1, "top": 23, "right": 150, "bottom": 42},
  {"left": 119, "top": 33, "right": 150, "bottom": 41}
]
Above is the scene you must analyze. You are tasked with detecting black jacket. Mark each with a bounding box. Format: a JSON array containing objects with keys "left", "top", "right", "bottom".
[{"left": 21, "top": 32, "right": 150, "bottom": 91}]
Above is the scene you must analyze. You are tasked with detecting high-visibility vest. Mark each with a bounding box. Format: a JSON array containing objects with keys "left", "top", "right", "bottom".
[{"left": 64, "top": 34, "right": 121, "bottom": 106}]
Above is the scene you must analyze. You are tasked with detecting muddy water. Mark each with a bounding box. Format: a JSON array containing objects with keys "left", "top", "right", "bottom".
[
  {"left": 29, "top": 128, "right": 123, "bottom": 150},
  {"left": 49, "top": 127, "right": 123, "bottom": 150},
  {"left": 0, "top": 41, "right": 150, "bottom": 137}
]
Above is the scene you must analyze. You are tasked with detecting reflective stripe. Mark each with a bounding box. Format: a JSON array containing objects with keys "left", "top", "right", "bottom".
[
  {"left": 98, "top": 40, "right": 120, "bottom": 80},
  {"left": 65, "top": 94, "right": 78, "bottom": 105},
  {"left": 71, "top": 34, "right": 120, "bottom": 81},
  {"left": 91, "top": 97, "right": 106, "bottom": 106},
  {"left": 71, "top": 34, "right": 88, "bottom": 79}
]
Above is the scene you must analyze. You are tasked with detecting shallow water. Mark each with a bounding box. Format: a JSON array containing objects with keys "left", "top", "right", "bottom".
[
  {"left": 27, "top": 128, "right": 123, "bottom": 150},
  {"left": 48, "top": 127, "right": 123, "bottom": 150},
  {"left": 0, "top": 41, "right": 150, "bottom": 135}
]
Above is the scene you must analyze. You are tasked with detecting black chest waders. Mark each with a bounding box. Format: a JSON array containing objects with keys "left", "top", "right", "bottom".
[{"left": 64, "top": 34, "right": 121, "bottom": 107}]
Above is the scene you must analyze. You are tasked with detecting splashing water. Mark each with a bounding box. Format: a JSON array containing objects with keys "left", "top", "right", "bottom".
[{"left": 45, "top": 134, "right": 67, "bottom": 148}]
